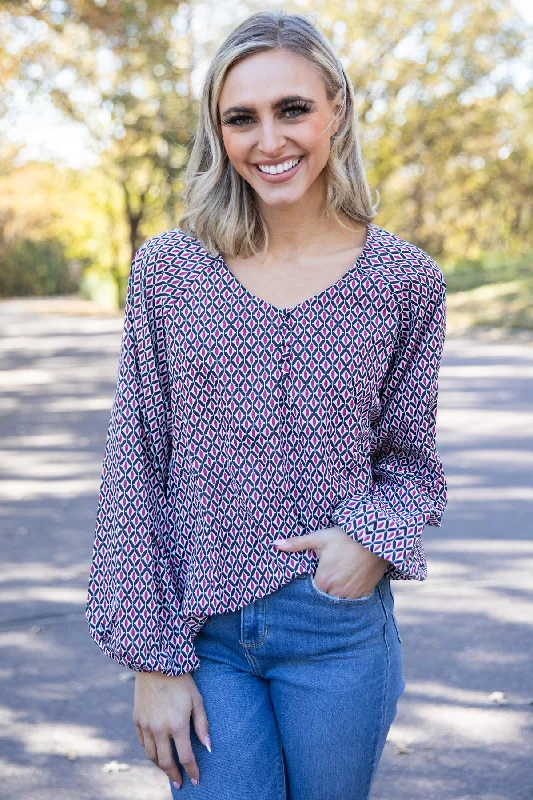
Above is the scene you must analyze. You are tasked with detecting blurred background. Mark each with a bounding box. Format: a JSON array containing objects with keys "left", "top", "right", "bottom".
[
  {"left": 1, "top": 2, "right": 532, "bottom": 799},
  {"left": 1, "top": 0, "right": 532, "bottom": 323}
]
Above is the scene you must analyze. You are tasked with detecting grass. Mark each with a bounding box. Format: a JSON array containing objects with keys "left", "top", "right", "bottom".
[
  {"left": 446, "top": 277, "right": 533, "bottom": 334},
  {"left": 443, "top": 251, "right": 533, "bottom": 337}
]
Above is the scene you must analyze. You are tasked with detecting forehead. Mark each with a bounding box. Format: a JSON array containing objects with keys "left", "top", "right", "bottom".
[{"left": 219, "top": 49, "right": 326, "bottom": 108}]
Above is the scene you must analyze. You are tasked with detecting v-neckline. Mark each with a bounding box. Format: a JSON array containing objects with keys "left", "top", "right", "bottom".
[{"left": 216, "top": 223, "right": 377, "bottom": 314}]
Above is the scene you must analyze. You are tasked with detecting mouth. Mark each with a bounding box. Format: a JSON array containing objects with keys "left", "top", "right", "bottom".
[{"left": 252, "top": 155, "right": 305, "bottom": 184}]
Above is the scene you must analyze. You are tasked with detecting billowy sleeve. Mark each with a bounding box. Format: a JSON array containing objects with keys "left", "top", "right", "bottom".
[
  {"left": 85, "top": 243, "right": 200, "bottom": 675},
  {"left": 332, "top": 270, "right": 448, "bottom": 580}
]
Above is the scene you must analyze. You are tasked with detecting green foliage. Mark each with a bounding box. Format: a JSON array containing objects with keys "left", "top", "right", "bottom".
[
  {"left": 1, "top": 0, "right": 532, "bottom": 324},
  {"left": 443, "top": 251, "right": 533, "bottom": 293},
  {"left": 446, "top": 276, "right": 533, "bottom": 332},
  {"left": 79, "top": 267, "right": 119, "bottom": 310},
  {"left": 310, "top": 0, "right": 532, "bottom": 262},
  {"left": 0, "top": 238, "right": 77, "bottom": 297}
]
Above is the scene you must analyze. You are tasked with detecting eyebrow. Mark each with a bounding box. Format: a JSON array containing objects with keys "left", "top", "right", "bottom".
[{"left": 220, "top": 94, "right": 317, "bottom": 118}]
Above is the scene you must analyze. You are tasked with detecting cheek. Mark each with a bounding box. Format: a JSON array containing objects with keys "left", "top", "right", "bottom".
[
  {"left": 294, "top": 121, "right": 331, "bottom": 168},
  {"left": 222, "top": 132, "right": 248, "bottom": 168}
]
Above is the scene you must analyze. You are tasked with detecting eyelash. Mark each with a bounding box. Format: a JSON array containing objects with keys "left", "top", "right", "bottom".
[{"left": 222, "top": 101, "right": 313, "bottom": 127}]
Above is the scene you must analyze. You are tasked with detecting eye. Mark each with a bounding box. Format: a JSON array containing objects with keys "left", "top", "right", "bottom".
[
  {"left": 222, "top": 114, "right": 253, "bottom": 127},
  {"left": 282, "top": 102, "right": 312, "bottom": 119},
  {"left": 221, "top": 102, "right": 313, "bottom": 128}
]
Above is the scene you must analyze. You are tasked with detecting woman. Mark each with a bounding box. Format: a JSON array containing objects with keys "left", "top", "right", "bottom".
[{"left": 85, "top": 10, "right": 447, "bottom": 800}]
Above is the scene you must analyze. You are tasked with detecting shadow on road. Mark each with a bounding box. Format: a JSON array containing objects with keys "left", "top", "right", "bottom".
[{"left": 1, "top": 301, "right": 532, "bottom": 799}]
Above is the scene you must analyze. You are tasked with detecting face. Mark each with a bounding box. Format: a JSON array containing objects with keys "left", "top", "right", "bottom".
[{"left": 218, "top": 48, "right": 342, "bottom": 209}]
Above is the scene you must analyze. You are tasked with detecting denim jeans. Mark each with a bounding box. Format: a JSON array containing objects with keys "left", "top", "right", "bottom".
[{"left": 169, "top": 571, "right": 405, "bottom": 800}]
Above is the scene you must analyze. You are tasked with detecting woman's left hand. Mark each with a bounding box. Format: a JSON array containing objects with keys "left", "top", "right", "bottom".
[{"left": 272, "top": 527, "right": 389, "bottom": 599}]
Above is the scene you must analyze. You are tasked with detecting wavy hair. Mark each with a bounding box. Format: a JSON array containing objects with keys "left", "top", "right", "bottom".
[{"left": 178, "top": 10, "right": 379, "bottom": 258}]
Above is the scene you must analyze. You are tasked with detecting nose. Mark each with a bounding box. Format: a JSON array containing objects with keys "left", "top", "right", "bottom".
[{"left": 257, "top": 118, "right": 286, "bottom": 157}]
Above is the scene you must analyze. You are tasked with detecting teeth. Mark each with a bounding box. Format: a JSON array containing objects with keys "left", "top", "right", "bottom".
[{"left": 258, "top": 157, "right": 301, "bottom": 175}]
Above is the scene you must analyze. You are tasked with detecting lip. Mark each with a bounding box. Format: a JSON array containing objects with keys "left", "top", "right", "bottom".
[{"left": 252, "top": 156, "right": 305, "bottom": 184}]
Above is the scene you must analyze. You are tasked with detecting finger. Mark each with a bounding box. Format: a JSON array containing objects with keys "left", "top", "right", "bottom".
[
  {"left": 134, "top": 721, "right": 145, "bottom": 747},
  {"left": 190, "top": 687, "right": 211, "bottom": 752},
  {"left": 273, "top": 533, "right": 316, "bottom": 551},
  {"left": 142, "top": 729, "right": 158, "bottom": 765},
  {"left": 172, "top": 729, "right": 200, "bottom": 787},
  {"left": 154, "top": 731, "right": 183, "bottom": 788}
]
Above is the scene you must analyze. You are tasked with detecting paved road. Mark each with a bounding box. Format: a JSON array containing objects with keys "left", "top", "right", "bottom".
[{"left": 1, "top": 298, "right": 532, "bottom": 800}]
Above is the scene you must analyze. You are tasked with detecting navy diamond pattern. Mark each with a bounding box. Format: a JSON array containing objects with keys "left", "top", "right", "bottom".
[{"left": 86, "top": 222, "right": 448, "bottom": 676}]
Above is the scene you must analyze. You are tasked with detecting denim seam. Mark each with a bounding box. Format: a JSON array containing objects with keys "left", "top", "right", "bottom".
[
  {"left": 268, "top": 583, "right": 287, "bottom": 799},
  {"left": 391, "top": 612, "right": 402, "bottom": 643},
  {"left": 241, "top": 646, "right": 263, "bottom": 676},
  {"left": 275, "top": 723, "right": 287, "bottom": 800},
  {"left": 363, "top": 580, "right": 391, "bottom": 799},
  {"left": 388, "top": 584, "right": 403, "bottom": 643}
]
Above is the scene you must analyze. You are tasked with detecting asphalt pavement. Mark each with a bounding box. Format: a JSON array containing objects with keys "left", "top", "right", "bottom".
[{"left": 0, "top": 296, "right": 532, "bottom": 800}]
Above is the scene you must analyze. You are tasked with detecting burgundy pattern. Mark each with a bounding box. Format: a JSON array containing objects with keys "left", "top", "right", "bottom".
[{"left": 85, "top": 223, "right": 448, "bottom": 676}]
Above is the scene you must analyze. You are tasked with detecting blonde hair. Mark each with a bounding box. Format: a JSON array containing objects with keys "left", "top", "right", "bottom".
[{"left": 178, "top": 10, "right": 379, "bottom": 258}]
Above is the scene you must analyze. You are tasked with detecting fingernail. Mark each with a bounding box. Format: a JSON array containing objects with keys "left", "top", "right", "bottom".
[
  {"left": 204, "top": 734, "right": 212, "bottom": 752},
  {"left": 173, "top": 781, "right": 181, "bottom": 790},
  {"left": 192, "top": 777, "right": 199, "bottom": 786},
  {"left": 272, "top": 540, "right": 284, "bottom": 546}
]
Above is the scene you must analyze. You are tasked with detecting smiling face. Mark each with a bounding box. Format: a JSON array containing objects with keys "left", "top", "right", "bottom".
[{"left": 218, "top": 48, "right": 342, "bottom": 210}]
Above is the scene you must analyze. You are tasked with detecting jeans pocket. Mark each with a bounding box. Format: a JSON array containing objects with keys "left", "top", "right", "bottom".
[{"left": 308, "top": 573, "right": 376, "bottom": 604}]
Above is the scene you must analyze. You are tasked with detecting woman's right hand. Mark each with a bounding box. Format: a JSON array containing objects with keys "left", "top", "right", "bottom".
[{"left": 133, "top": 670, "right": 211, "bottom": 790}]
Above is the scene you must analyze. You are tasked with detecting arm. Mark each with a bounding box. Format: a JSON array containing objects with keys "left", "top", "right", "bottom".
[
  {"left": 85, "top": 242, "right": 200, "bottom": 675},
  {"left": 331, "top": 270, "right": 448, "bottom": 580}
]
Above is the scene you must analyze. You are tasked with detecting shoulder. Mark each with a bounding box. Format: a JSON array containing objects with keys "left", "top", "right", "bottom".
[
  {"left": 132, "top": 227, "right": 217, "bottom": 298},
  {"left": 368, "top": 224, "right": 446, "bottom": 299}
]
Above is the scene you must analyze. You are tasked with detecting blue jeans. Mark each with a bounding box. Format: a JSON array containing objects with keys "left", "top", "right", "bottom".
[{"left": 169, "top": 571, "right": 405, "bottom": 799}]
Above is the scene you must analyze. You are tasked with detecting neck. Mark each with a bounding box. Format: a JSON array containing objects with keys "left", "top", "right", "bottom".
[{"left": 256, "top": 174, "right": 358, "bottom": 261}]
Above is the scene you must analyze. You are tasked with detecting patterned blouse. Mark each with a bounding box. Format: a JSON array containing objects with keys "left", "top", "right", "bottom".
[{"left": 85, "top": 222, "right": 448, "bottom": 676}]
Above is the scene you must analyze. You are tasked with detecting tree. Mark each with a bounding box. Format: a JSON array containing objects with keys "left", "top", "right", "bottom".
[
  {"left": 312, "top": 0, "right": 532, "bottom": 259},
  {"left": 2, "top": 0, "right": 197, "bottom": 303}
]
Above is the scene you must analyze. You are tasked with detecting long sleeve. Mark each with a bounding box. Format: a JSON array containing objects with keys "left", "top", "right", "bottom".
[
  {"left": 331, "top": 269, "right": 448, "bottom": 580},
  {"left": 85, "top": 242, "right": 200, "bottom": 675}
]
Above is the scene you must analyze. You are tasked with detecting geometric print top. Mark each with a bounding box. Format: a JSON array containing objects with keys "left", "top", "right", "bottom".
[{"left": 85, "top": 222, "right": 448, "bottom": 677}]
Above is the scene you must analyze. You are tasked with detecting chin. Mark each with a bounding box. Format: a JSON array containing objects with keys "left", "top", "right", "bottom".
[
  {"left": 259, "top": 194, "right": 304, "bottom": 208},
  {"left": 251, "top": 170, "right": 324, "bottom": 209},
  {"left": 253, "top": 184, "right": 308, "bottom": 206}
]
